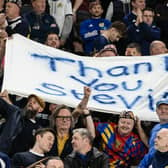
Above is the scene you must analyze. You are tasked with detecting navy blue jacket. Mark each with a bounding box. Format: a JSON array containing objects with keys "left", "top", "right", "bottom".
[
  {"left": 152, "top": 151, "right": 168, "bottom": 168},
  {"left": 0, "top": 98, "right": 40, "bottom": 155},
  {"left": 0, "top": 152, "right": 11, "bottom": 168},
  {"left": 127, "top": 22, "right": 160, "bottom": 55},
  {"left": 123, "top": 12, "right": 137, "bottom": 26},
  {"left": 0, "top": 98, "right": 22, "bottom": 154},
  {"left": 6, "top": 16, "right": 30, "bottom": 37},
  {"left": 93, "top": 35, "right": 110, "bottom": 52},
  {"left": 24, "top": 11, "right": 59, "bottom": 43}
]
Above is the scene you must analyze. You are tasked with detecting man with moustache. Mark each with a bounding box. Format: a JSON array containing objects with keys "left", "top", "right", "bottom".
[{"left": 0, "top": 90, "right": 45, "bottom": 156}]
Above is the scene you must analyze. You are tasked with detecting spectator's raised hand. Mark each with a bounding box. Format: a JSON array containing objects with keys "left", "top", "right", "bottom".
[
  {"left": 84, "top": 86, "right": 91, "bottom": 98},
  {"left": 0, "top": 29, "right": 8, "bottom": 40},
  {"left": 0, "top": 14, "right": 7, "bottom": 28},
  {"left": 135, "top": 8, "right": 143, "bottom": 25},
  {"left": 135, "top": 115, "right": 149, "bottom": 147},
  {"left": 72, "top": 86, "right": 91, "bottom": 120},
  {"left": 34, "top": 163, "right": 45, "bottom": 168},
  {"left": 0, "top": 90, "right": 12, "bottom": 104}
]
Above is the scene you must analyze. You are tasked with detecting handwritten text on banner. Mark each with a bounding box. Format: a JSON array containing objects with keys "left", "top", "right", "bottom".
[{"left": 3, "top": 34, "right": 168, "bottom": 121}]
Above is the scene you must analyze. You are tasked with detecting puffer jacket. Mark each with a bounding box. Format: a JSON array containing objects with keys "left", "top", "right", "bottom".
[{"left": 64, "top": 147, "right": 109, "bottom": 168}]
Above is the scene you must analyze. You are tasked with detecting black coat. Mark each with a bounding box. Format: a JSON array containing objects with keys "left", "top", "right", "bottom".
[
  {"left": 0, "top": 98, "right": 23, "bottom": 154},
  {"left": 0, "top": 98, "right": 40, "bottom": 155},
  {"left": 64, "top": 147, "right": 109, "bottom": 168}
]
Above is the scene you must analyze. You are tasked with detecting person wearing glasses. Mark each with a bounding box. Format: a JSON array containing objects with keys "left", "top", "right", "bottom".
[
  {"left": 48, "top": 86, "right": 95, "bottom": 159},
  {"left": 127, "top": 7, "right": 160, "bottom": 55},
  {"left": 95, "top": 110, "right": 148, "bottom": 168}
]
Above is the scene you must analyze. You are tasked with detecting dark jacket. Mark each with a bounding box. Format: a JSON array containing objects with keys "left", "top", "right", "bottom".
[
  {"left": 0, "top": 152, "right": 11, "bottom": 168},
  {"left": 0, "top": 98, "right": 23, "bottom": 154},
  {"left": 0, "top": 98, "right": 40, "bottom": 155},
  {"left": 127, "top": 22, "right": 160, "bottom": 55},
  {"left": 12, "top": 151, "right": 45, "bottom": 168},
  {"left": 64, "top": 147, "right": 109, "bottom": 168},
  {"left": 6, "top": 16, "right": 30, "bottom": 37},
  {"left": 24, "top": 11, "right": 59, "bottom": 43},
  {"left": 152, "top": 151, "right": 168, "bottom": 168}
]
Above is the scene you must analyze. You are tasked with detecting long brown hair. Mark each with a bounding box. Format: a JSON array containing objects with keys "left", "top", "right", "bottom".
[{"left": 49, "top": 105, "right": 74, "bottom": 132}]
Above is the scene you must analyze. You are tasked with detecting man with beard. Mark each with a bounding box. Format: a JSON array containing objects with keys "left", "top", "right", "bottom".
[
  {"left": 80, "top": 0, "right": 111, "bottom": 55},
  {"left": 0, "top": 90, "right": 45, "bottom": 156}
]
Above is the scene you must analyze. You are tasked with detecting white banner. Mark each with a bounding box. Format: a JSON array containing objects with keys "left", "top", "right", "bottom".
[{"left": 2, "top": 34, "right": 168, "bottom": 121}]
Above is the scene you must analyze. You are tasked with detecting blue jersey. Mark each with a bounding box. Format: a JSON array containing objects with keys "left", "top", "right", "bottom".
[
  {"left": 93, "top": 35, "right": 110, "bottom": 52},
  {"left": 80, "top": 18, "right": 111, "bottom": 55}
]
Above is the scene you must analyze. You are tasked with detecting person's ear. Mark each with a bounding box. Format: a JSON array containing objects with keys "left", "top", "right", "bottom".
[{"left": 38, "top": 107, "right": 43, "bottom": 113}]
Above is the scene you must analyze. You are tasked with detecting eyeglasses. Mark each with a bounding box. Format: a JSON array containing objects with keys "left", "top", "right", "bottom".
[
  {"left": 56, "top": 116, "right": 72, "bottom": 121},
  {"left": 143, "top": 15, "right": 153, "bottom": 17}
]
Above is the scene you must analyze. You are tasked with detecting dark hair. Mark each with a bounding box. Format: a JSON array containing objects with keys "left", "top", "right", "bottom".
[
  {"left": 34, "top": 127, "right": 56, "bottom": 137},
  {"left": 126, "top": 42, "right": 141, "bottom": 53},
  {"left": 31, "top": 127, "right": 55, "bottom": 146},
  {"left": 44, "top": 30, "right": 60, "bottom": 43},
  {"left": 89, "top": 0, "right": 102, "bottom": 9},
  {"left": 142, "top": 7, "right": 154, "bottom": 14},
  {"left": 111, "top": 21, "right": 127, "bottom": 37}
]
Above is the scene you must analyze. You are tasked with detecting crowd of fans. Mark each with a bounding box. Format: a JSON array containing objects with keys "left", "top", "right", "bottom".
[{"left": 0, "top": 0, "right": 168, "bottom": 167}]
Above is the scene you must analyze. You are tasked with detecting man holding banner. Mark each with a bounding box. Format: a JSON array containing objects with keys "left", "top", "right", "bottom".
[
  {"left": 74, "top": 88, "right": 148, "bottom": 167},
  {"left": 0, "top": 90, "right": 45, "bottom": 155},
  {"left": 94, "top": 110, "right": 148, "bottom": 167},
  {"left": 49, "top": 86, "right": 95, "bottom": 159}
]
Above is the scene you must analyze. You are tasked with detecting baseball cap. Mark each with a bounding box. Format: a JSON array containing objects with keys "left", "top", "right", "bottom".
[
  {"left": 6, "top": 0, "right": 22, "bottom": 8},
  {"left": 119, "top": 111, "right": 135, "bottom": 121},
  {"left": 156, "top": 99, "right": 168, "bottom": 108},
  {"left": 28, "top": 94, "right": 46, "bottom": 110}
]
